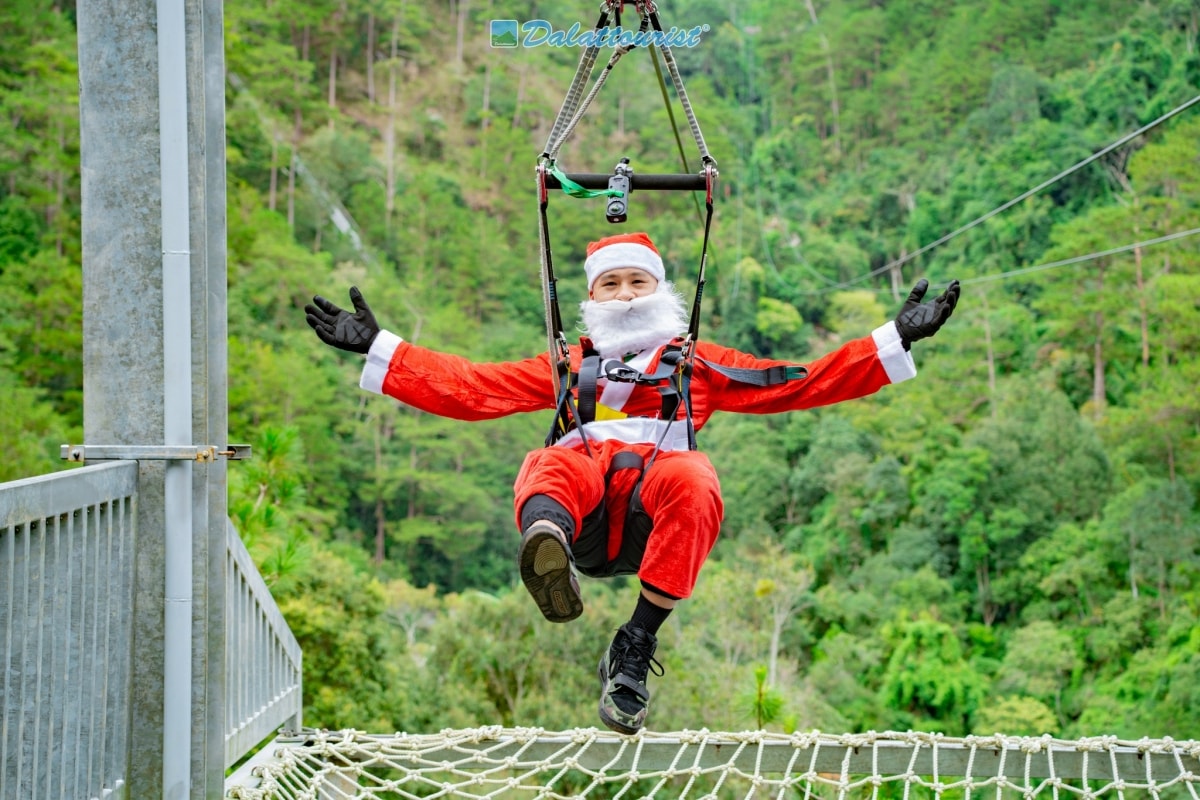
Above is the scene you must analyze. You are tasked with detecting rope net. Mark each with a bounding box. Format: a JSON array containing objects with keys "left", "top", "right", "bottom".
[{"left": 226, "top": 727, "right": 1200, "bottom": 800}]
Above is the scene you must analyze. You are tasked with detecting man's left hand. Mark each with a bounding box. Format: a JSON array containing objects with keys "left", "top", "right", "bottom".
[{"left": 895, "top": 279, "right": 961, "bottom": 350}]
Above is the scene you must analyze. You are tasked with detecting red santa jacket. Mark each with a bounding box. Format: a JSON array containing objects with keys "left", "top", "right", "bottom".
[{"left": 359, "top": 322, "right": 916, "bottom": 453}]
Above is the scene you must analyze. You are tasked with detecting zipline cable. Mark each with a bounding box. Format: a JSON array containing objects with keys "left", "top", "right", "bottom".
[
  {"left": 957, "top": 226, "right": 1200, "bottom": 286},
  {"left": 847, "top": 226, "right": 1200, "bottom": 294},
  {"left": 809, "top": 92, "right": 1200, "bottom": 294}
]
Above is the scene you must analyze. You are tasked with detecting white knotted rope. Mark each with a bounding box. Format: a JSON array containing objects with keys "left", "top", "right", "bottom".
[{"left": 226, "top": 728, "right": 1200, "bottom": 800}]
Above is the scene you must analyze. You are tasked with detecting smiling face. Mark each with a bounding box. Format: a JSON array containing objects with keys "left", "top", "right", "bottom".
[{"left": 589, "top": 267, "right": 660, "bottom": 302}]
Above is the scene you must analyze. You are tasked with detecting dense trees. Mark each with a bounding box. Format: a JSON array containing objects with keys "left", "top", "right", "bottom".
[{"left": 2, "top": 0, "right": 1198, "bottom": 741}]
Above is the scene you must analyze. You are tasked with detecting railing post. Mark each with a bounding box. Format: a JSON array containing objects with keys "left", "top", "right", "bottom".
[{"left": 75, "top": 0, "right": 228, "bottom": 796}]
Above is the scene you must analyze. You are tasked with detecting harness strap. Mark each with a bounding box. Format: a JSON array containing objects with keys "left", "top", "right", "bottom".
[
  {"left": 684, "top": 166, "right": 716, "bottom": 348},
  {"left": 577, "top": 354, "right": 601, "bottom": 425},
  {"left": 673, "top": 355, "right": 697, "bottom": 451},
  {"left": 537, "top": 166, "right": 571, "bottom": 401},
  {"left": 605, "top": 450, "right": 645, "bottom": 481},
  {"left": 559, "top": 380, "right": 593, "bottom": 458},
  {"left": 696, "top": 359, "right": 809, "bottom": 386},
  {"left": 546, "top": 357, "right": 596, "bottom": 455},
  {"left": 545, "top": 343, "right": 809, "bottom": 448},
  {"left": 655, "top": 387, "right": 677, "bottom": 420},
  {"left": 611, "top": 347, "right": 683, "bottom": 383}
]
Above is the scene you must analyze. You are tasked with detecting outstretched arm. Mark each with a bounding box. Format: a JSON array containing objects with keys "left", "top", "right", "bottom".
[
  {"left": 697, "top": 278, "right": 962, "bottom": 416},
  {"left": 304, "top": 287, "right": 556, "bottom": 420}
]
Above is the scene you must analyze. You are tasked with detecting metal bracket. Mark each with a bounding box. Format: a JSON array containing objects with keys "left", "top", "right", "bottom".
[{"left": 61, "top": 444, "right": 252, "bottom": 463}]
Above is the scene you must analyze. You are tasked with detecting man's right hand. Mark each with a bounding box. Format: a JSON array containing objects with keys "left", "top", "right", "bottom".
[{"left": 305, "top": 286, "right": 380, "bottom": 354}]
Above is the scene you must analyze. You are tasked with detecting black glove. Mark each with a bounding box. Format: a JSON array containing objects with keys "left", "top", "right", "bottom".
[
  {"left": 895, "top": 279, "right": 960, "bottom": 350},
  {"left": 304, "top": 286, "right": 380, "bottom": 354}
]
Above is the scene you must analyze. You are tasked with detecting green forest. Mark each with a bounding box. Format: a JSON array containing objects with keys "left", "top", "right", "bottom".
[{"left": 2, "top": 0, "right": 1199, "bottom": 743}]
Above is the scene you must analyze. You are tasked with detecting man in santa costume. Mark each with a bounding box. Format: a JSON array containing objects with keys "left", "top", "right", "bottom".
[{"left": 305, "top": 232, "right": 960, "bottom": 735}]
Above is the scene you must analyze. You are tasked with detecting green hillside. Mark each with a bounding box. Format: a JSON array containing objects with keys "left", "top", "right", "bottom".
[{"left": 1, "top": 0, "right": 1198, "bottom": 740}]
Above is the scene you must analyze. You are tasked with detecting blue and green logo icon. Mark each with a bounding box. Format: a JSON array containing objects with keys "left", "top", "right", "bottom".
[{"left": 490, "top": 19, "right": 519, "bottom": 48}]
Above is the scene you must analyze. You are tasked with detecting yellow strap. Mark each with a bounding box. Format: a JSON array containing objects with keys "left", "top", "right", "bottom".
[{"left": 593, "top": 403, "right": 628, "bottom": 421}]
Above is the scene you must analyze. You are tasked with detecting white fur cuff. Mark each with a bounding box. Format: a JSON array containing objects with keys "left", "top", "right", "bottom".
[
  {"left": 871, "top": 322, "right": 917, "bottom": 384},
  {"left": 360, "top": 330, "right": 403, "bottom": 394}
]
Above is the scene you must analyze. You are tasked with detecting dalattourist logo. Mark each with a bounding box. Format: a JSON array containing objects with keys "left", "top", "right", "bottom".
[{"left": 489, "top": 19, "right": 709, "bottom": 49}]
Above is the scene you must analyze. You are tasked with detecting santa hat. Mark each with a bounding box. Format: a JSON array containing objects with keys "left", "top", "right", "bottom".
[{"left": 584, "top": 232, "right": 665, "bottom": 291}]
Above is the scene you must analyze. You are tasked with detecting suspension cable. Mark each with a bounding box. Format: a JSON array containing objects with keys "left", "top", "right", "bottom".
[
  {"left": 842, "top": 226, "right": 1200, "bottom": 295},
  {"left": 959, "top": 226, "right": 1200, "bottom": 286},
  {"left": 545, "top": 26, "right": 646, "bottom": 161},
  {"left": 646, "top": 8, "right": 713, "bottom": 167},
  {"left": 810, "top": 92, "right": 1200, "bottom": 294},
  {"left": 650, "top": 45, "right": 706, "bottom": 224},
  {"left": 541, "top": 8, "right": 610, "bottom": 160}
]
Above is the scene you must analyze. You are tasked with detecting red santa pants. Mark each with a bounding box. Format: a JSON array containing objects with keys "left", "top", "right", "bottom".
[{"left": 513, "top": 439, "right": 724, "bottom": 600}]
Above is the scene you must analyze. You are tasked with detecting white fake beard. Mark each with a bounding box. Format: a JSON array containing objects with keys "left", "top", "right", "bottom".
[{"left": 579, "top": 282, "right": 688, "bottom": 359}]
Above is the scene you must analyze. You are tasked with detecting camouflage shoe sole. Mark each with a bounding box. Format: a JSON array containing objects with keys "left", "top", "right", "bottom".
[{"left": 517, "top": 522, "right": 583, "bottom": 623}]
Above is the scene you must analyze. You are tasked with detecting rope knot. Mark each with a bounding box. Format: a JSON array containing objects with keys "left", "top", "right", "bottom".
[
  {"left": 843, "top": 733, "right": 872, "bottom": 748},
  {"left": 1020, "top": 737, "right": 1046, "bottom": 754},
  {"left": 791, "top": 731, "right": 820, "bottom": 748}
]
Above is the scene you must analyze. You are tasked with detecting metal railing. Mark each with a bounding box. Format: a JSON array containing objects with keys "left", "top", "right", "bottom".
[
  {"left": 1, "top": 461, "right": 138, "bottom": 800},
  {"left": 224, "top": 519, "right": 303, "bottom": 769},
  {"left": 2, "top": 460, "right": 305, "bottom": 795}
]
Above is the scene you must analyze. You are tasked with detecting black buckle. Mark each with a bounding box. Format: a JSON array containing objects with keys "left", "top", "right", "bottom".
[{"left": 603, "top": 361, "right": 642, "bottom": 383}]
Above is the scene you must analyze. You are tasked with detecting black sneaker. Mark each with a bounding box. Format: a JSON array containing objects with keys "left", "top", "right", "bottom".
[
  {"left": 517, "top": 521, "right": 583, "bottom": 622},
  {"left": 597, "top": 623, "right": 664, "bottom": 734}
]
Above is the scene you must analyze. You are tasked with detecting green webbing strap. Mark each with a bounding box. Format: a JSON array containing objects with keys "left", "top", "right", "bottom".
[{"left": 547, "top": 163, "right": 625, "bottom": 199}]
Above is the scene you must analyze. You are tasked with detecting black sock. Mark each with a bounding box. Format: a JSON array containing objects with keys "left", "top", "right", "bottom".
[
  {"left": 629, "top": 592, "right": 672, "bottom": 636},
  {"left": 519, "top": 494, "right": 576, "bottom": 540}
]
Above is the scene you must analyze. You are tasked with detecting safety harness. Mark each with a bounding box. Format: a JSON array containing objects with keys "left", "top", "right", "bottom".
[
  {"left": 535, "top": 0, "right": 809, "bottom": 474},
  {"left": 544, "top": 340, "right": 810, "bottom": 452}
]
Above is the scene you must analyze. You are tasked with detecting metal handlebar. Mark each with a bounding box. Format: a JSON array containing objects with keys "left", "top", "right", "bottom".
[{"left": 545, "top": 172, "right": 707, "bottom": 191}]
